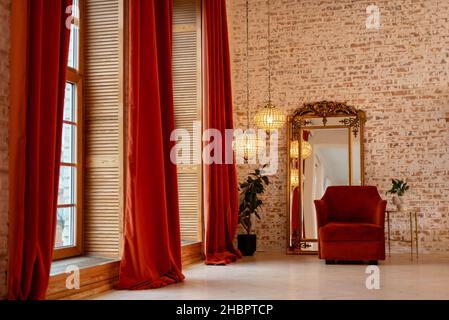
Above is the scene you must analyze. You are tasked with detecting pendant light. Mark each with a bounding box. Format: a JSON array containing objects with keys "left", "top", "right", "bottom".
[
  {"left": 290, "top": 169, "right": 300, "bottom": 187},
  {"left": 254, "top": 0, "right": 286, "bottom": 132},
  {"left": 290, "top": 140, "right": 313, "bottom": 160},
  {"left": 233, "top": 0, "right": 264, "bottom": 161}
]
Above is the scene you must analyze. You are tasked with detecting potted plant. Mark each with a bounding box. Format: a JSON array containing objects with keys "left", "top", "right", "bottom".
[
  {"left": 238, "top": 167, "right": 270, "bottom": 256},
  {"left": 386, "top": 179, "right": 410, "bottom": 211}
]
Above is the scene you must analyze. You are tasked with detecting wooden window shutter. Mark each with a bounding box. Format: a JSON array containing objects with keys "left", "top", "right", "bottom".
[
  {"left": 84, "top": 0, "right": 124, "bottom": 258},
  {"left": 173, "top": 0, "right": 202, "bottom": 242}
]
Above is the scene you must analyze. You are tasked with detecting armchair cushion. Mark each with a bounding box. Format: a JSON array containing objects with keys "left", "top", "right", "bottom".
[{"left": 320, "top": 222, "right": 384, "bottom": 242}]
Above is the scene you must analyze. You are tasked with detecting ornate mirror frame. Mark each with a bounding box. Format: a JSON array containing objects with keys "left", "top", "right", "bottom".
[{"left": 286, "top": 101, "right": 367, "bottom": 255}]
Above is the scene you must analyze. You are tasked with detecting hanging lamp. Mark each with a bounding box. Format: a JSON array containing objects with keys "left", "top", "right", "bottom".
[
  {"left": 290, "top": 140, "right": 313, "bottom": 160},
  {"left": 233, "top": 0, "right": 264, "bottom": 161},
  {"left": 290, "top": 169, "right": 300, "bottom": 187},
  {"left": 254, "top": 0, "right": 286, "bottom": 132}
]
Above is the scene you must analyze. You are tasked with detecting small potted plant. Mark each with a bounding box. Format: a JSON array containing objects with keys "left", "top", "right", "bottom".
[
  {"left": 238, "top": 167, "right": 270, "bottom": 256},
  {"left": 386, "top": 179, "right": 410, "bottom": 211}
]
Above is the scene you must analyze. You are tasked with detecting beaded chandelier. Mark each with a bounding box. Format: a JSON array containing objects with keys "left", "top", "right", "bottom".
[
  {"left": 290, "top": 140, "right": 313, "bottom": 160},
  {"left": 254, "top": 102, "right": 286, "bottom": 131},
  {"left": 291, "top": 169, "right": 299, "bottom": 187},
  {"left": 233, "top": 132, "right": 266, "bottom": 161}
]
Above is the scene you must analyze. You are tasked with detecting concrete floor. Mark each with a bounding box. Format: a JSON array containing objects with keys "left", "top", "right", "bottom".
[{"left": 93, "top": 252, "right": 449, "bottom": 300}]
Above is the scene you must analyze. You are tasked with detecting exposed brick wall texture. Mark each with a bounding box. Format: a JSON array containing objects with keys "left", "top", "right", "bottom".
[
  {"left": 0, "top": 0, "right": 10, "bottom": 298},
  {"left": 228, "top": 0, "right": 449, "bottom": 253}
]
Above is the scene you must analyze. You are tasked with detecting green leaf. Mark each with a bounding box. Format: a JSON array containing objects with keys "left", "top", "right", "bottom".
[
  {"left": 263, "top": 176, "right": 270, "bottom": 185},
  {"left": 237, "top": 169, "right": 272, "bottom": 232}
]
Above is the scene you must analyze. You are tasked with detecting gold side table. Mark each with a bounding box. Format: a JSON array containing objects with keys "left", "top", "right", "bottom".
[{"left": 386, "top": 210, "right": 419, "bottom": 260}]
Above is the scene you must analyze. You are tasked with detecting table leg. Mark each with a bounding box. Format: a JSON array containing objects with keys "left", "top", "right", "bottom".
[
  {"left": 409, "top": 211, "right": 413, "bottom": 261},
  {"left": 415, "top": 211, "right": 419, "bottom": 259},
  {"left": 387, "top": 211, "right": 391, "bottom": 257}
]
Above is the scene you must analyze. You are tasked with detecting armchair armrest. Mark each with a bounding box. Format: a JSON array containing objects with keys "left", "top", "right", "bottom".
[
  {"left": 374, "top": 200, "right": 387, "bottom": 227},
  {"left": 314, "top": 200, "right": 329, "bottom": 230}
]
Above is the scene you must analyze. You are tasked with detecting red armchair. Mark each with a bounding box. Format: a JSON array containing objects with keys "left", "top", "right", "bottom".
[{"left": 314, "top": 186, "right": 387, "bottom": 264}]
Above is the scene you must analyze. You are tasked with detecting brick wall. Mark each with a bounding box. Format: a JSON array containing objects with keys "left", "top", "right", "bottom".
[
  {"left": 228, "top": 0, "right": 449, "bottom": 252},
  {"left": 0, "top": 0, "right": 10, "bottom": 298}
]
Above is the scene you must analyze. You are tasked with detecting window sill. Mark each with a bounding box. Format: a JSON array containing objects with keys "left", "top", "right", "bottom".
[
  {"left": 50, "top": 256, "right": 118, "bottom": 276},
  {"left": 47, "top": 242, "right": 203, "bottom": 300},
  {"left": 182, "top": 240, "right": 201, "bottom": 247},
  {"left": 47, "top": 256, "right": 120, "bottom": 300}
]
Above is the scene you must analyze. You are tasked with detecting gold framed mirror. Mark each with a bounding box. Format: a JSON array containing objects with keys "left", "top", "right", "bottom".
[{"left": 286, "top": 101, "right": 367, "bottom": 255}]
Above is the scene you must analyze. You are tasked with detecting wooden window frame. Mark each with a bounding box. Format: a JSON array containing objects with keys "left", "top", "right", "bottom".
[{"left": 54, "top": 0, "right": 84, "bottom": 261}]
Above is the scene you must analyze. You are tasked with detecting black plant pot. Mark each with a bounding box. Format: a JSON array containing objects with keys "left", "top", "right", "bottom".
[{"left": 238, "top": 234, "right": 257, "bottom": 256}]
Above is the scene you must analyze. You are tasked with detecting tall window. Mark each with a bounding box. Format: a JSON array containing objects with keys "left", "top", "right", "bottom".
[
  {"left": 54, "top": 0, "right": 83, "bottom": 260},
  {"left": 173, "top": 0, "right": 202, "bottom": 243}
]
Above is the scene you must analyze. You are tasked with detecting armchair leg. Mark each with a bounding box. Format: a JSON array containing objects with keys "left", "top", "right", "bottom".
[{"left": 325, "top": 260, "right": 336, "bottom": 265}]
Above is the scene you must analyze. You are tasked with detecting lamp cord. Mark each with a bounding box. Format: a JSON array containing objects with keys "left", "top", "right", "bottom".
[
  {"left": 268, "top": 0, "right": 272, "bottom": 104},
  {"left": 246, "top": 0, "right": 250, "bottom": 129}
]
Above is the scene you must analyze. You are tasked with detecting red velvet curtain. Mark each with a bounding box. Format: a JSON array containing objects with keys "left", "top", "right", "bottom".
[
  {"left": 8, "top": 0, "right": 72, "bottom": 300},
  {"left": 117, "top": 0, "right": 184, "bottom": 290},
  {"left": 291, "top": 187, "right": 301, "bottom": 241},
  {"left": 203, "top": 0, "right": 242, "bottom": 265}
]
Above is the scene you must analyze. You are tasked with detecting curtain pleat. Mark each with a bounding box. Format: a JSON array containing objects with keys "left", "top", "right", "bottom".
[
  {"left": 8, "top": 0, "right": 72, "bottom": 300},
  {"left": 204, "top": 0, "right": 242, "bottom": 265},
  {"left": 117, "top": 0, "right": 184, "bottom": 290}
]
